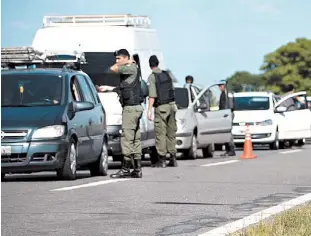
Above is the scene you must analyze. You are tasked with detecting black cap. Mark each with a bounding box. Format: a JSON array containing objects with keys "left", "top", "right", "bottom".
[
  {"left": 114, "top": 49, "right": 130, "bottom": 58},
  {"left": 149, "top": 55, "right": 159, "bottom": 67}
]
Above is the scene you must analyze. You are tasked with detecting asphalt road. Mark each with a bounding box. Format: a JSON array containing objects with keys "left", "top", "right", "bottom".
[{"left": 2, "top": 145, "right": 311, "bottom": 236}]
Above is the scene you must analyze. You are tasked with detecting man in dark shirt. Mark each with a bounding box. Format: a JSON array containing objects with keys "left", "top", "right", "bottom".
[{"left": 218, "top": 81, "right": 236, "bottom": 156}]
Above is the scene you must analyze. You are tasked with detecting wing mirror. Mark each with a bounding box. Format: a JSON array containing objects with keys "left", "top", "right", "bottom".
[
  {"left": 197, "top": 103, "right": 208, "bottom": 113},
  {"left": 68, "top": 101, "right": 94, "bottom": 119},
  {"left": 275, "top": 106, "right": 287, "bottom": 113}
]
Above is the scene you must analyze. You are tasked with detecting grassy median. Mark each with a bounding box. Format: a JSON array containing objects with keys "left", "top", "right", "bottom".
[{"left": 232, "top": 202, "right": 311, "bottom": 236}]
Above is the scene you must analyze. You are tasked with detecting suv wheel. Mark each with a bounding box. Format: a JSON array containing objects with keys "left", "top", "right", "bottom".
[
  {"left": 184, "top": 134, "right": 197, "bottom": 159},
  {"left": 297, "top": 139, "right": 305, "bottom": 147},
  {"left": 57, "top": 139, "right": 77, "bottom": 180},
  {"left": 202, "top": 144, "right": 214, "bottom": 158},
  {"left": 90, "top": 142, "right": 109, "bottom": 176}
]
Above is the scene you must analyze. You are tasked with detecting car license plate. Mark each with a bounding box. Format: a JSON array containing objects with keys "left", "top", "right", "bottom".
[{"left": 1, "top": 146, "right": 12, "bottom": 156}]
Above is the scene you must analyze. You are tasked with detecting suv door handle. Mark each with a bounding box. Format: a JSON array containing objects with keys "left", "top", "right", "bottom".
[{"left": 223, "top": 114, "right": 229, "bottom": 118}]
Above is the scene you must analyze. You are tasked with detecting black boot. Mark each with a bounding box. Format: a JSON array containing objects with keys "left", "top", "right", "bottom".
[
  {"left": 157, "top": 155, "right": 167, "bottom": 168},
  {"left": 110, "top": 159, "right": 131, "bottom": 178},
  {"left": 131, "top": 159, "right": 142, "bottom": 178},
  {"left": 167, "top": 153, "right": 178, "bottom": 167}
]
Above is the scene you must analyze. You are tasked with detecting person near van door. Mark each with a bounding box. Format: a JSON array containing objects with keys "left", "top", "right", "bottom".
[
  {"left": 98, "top": 49, "right": 144, "bottom": 178},
  {"left": 218, "top": 81, "right": 236, "bottom": 156},
  {"left": 147, "top": 55, "right": 178, "bottom": 168}
]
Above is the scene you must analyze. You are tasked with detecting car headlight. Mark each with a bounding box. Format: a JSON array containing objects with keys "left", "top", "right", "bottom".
[
  {"left": 32, "top": 125, "right": 65, "bottom": 139},
  {"left": 257, "top": 119, "right": 273, "bottom": 126}
]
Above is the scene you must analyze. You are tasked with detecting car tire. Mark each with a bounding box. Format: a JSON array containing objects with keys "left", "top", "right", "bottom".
[
  {"left": 202, "top": 144, "right": 214, "bottom": 158},
  {"left": 150, "top": 146, "right": 159, "bottom": 165},
  {"left": 184, "top": 134, "right": 198, "bottom": 159},
  {"left": 269, "top": 132, "right": 279, "bottom": 150},
  {"left": 90, "top": 141, "right": 109, "bottom": 177},
  {"left": 57, "top": 139, "right": 77, "bottom": 180}
]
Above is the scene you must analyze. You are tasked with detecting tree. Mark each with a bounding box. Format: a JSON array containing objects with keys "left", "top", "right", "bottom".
[
  {"left": 227, "top": 71, "right": 266, "bottom": 92},
  {"left": 261, "top": 38, "right": 311, "bottom": 94}
]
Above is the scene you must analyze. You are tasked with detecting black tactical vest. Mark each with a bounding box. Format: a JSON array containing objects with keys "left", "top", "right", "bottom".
[
  {"left": 119, "top": 71, "right": 143, "bottom": 107},
  {"left": 154, "top": 71, "right": 175, "bottom": 106}
]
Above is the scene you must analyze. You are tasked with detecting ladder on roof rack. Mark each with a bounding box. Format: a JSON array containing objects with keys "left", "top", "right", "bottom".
[
  {"left": 1, "top": 47, "right": 86, "bottom": 69},
  {"left": 43, "top": 14, "right": 151, "bottom": 28}
]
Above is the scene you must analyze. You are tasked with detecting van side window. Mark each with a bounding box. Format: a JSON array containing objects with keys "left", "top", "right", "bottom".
[
  {"left": 207, "top": 85, "right": 221, "bottom": 111},
  {"left": 84, "top": 75, "right": 100, "bottom": 104},
  {"left": 76, "top": 75, "right": 96, "bottom": 104},
  {"left": 70, "top": 77, "right": 82, "bottom": 102}
]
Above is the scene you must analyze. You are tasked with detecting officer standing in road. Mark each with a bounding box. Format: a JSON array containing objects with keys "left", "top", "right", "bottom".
[
  {"left": 218, "top": 81, "right": 236, "bottom": 156},
  {"left": 98, "top": 49, "right": 144, "bottom": 178},
  {"left": 147, "top": 55, "right": 178, "bottom": 168}
]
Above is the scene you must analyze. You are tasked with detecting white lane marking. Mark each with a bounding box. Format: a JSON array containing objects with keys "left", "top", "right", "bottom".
[
  {"left": 198, "top": 192, "right": 311, "bottom": 236},
  {"left": 280, "top": 150, "right": 302, "bottom": 154},
  {"left": 201, "top": 160, "right": 239, "bottom": 167},
  {"left": 50, "top": 179, "right": 129, "bottom": 192}
]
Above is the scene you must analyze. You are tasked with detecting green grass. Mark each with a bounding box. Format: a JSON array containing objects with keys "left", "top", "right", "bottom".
[{"left": 231, "top": 202, "right": 311, "bottom": 236}]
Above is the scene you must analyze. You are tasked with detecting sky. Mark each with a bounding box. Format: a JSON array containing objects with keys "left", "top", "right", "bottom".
[{"left": 1, "top": 0, "right": 311, "bottom": 85}]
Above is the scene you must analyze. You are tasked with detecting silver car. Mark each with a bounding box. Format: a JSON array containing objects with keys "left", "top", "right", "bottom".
[{"left": 175, "top": 83, "right": 233, "bottom": 159}]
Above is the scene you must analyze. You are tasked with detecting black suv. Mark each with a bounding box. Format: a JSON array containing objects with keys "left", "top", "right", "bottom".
[{"left": 1, "top": 68, "right": 108, "bottom": 180}]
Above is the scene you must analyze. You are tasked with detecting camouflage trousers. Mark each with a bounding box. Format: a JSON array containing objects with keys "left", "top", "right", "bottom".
[
  {"left": 121, "top": 105, "right": 143, "bottom": 161},
  {"left": 154, "top": 104, "right": 177, "bottom": 156}
]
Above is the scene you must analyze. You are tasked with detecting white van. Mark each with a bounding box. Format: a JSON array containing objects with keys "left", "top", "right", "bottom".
[{"left": 31, "top": 14, "right": 164, "bottom": 161}]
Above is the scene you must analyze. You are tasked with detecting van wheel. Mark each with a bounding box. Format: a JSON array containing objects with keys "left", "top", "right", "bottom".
[
  {"left": 202, "top": 144, "right": 214, "bottom": 158},
  {"left": 184, "top": 134, "right": 197, "bottom": 159},
  {"left": 90, "top": 142, "right": 109, "bottom": 176},
  {"left": 57, "top": 139, "right": 77, "bottom": 180}
]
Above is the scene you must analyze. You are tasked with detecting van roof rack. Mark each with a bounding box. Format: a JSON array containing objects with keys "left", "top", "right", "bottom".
[
  {"left": 1, "top": 46, "right": 86, "bottom": 70},
  {"left": 43, "top": 14, "right": 151, "bottom": 28}
]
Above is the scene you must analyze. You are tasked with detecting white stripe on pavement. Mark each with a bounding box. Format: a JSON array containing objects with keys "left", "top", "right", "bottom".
[
  {"left": 280, "top": 150, "right": 302, "bottom": 154},
  {"left": 50, "top": 179, "right": 129, "bottom": 192},
  {"left": 198, "top": 192, "right": 311, "bottom": 236},
  {"left": 201, "top": 160, "right": 239, "bottom": 167}
]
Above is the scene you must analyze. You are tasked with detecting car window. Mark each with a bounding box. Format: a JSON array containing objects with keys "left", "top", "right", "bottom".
[
  {"left": 84, "top": 75, "right": 100, "bottom": 104},
  {"left": 280, "top": 94, "right": 308, "bottom": 111},
  {"left": 1, "top": 74, "right": 62, "bottom": 107},
  {"left": 207, "top": 85, "right": 221, "bottom": 111},
  {"left": 76, "top": 75, "right": 96, "bottom": 103},
  {"left": 70, "top": 77, "right": 83, "bottom": 102},
  {"left": 175, "top": 87, "right": 189, "bottom": 109},
  {"left": 234, "top": 96, "right": 270, "bottom": 111}
]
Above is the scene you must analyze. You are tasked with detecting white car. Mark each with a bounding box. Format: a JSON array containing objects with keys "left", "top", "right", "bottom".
[{"left": 232, "top": 91, "right": 311, "bottom": 149}]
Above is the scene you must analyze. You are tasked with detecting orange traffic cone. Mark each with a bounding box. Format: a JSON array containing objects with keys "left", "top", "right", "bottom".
[{"left": 240, "top": 125, "right": 257, "bottom": 159}]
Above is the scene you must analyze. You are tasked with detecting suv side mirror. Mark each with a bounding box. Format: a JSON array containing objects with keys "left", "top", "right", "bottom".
[
  {"left": 75, "top": 101, "right": 94, "bottom": 112},
  {"left": 275, "top": 106, "right": 287, "bottom": 113}
]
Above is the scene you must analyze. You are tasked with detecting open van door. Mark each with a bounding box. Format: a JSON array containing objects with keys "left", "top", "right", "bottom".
[{"left": 274, "top": 91, "right": 311, "bottom": 140}]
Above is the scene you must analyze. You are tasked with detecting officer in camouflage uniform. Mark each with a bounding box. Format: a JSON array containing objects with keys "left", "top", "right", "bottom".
[
  {"left": 147, "top": 55, "right": 178, "bottom": 168},
  {"left": 98, "top": 49, "right": 144, "bottom": 178}
]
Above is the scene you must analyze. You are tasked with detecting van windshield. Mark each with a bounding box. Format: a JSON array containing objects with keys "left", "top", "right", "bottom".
[
  {"left": 234, "top": 96, "right": 270, "bottom": 111},
  {"left": 175, "top": 88, "right": 189, "bottom": 109},
  {"left": 1, "top": 74, "right": 63, "bottom": 107}
]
